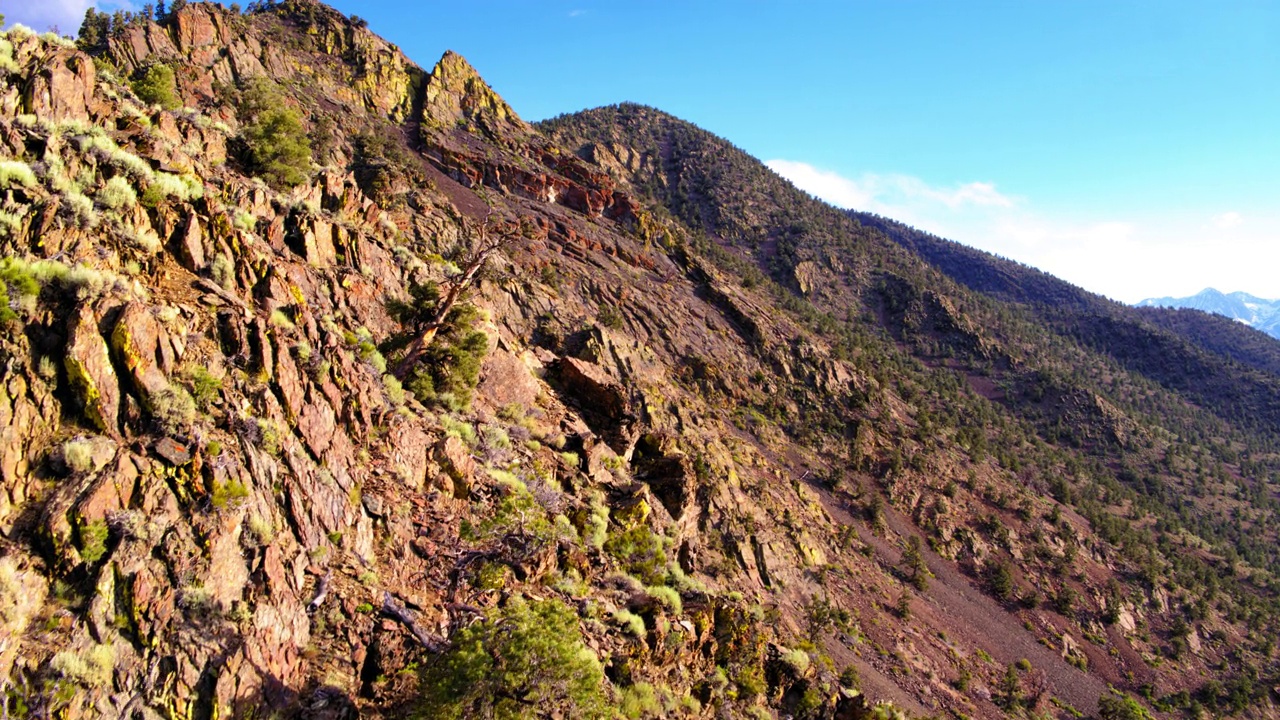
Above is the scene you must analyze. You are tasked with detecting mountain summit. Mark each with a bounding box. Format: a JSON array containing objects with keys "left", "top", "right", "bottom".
[
  {"left": 0, "top": 4, "right": 1278, "bottom": 719},
  {"left": 1138, "top": 287, "right": 1280, "bottom": 338}
]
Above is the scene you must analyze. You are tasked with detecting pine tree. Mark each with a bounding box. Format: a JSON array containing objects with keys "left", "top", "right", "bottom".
[
  {"left": 77, "top": 9, "right": 110, "bottom": 52},
  {"left": 999, "top": 663, "right": 1021, "bottom": 708},
  {"left": 903, "top": 535, "right": 929, "bottom": 591}
]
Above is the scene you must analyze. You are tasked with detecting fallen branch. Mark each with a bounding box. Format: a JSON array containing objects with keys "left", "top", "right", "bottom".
[
  {"left": 381, "top": 591, "right": 449, "bottom": 653},
  {"left": 306, "top": 569, "right": 332, "bottom": 614}
]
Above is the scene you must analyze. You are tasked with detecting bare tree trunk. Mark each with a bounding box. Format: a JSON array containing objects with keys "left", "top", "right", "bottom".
[{"left": 394, "top": 213, "right": 518, "bottom": 376}]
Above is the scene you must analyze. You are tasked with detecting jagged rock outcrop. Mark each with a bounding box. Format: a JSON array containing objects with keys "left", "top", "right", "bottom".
[
  {"left": 108, "top": 1, "right": 417, "bottom": 120},
  {"left": 0, "top": 5, "right": 1273, "bottom": 720},
  {"left": 23, "top": 48, "right": 99, "bottom": 122},
  {"left": 422, "top": 50, "right": 525, "bottom": 137}
]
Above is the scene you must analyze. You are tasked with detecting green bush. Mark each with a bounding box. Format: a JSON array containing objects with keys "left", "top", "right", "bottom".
[
  {"left": 0, "top": 211, "right": 21, "bottom": 238},
  {"left": 242, "top": 107, "right": 312, "bottom": 188},
  {"left": 211, "top": 253, "right": 235, "bottom": 289},
  {"left": 131, "top": 64, "right": 180, "bottom": 110},
  {"left": 781, "top": 648, "right": 811, "bottom": 675},
  {"left": 141, "top": 172, "right": 203, "bottom": 207},
  {"left": 471, "top": 478, "right": 558, "bottom": 548},
  {"left": 62, "top": 438, "right": 96, "bottom": 474},
  {"left": 584, "top": 491, "right": 609, "bottom": 551},
  {"left": 418, "top": 596, "right": 608, "bottom": 719},
  {"left": 96, "top": 176, "right": 137, "bottom": 211},
  {"left": 0, "top": 35, "right": 16, "bottom": 74},
  {"left": 79, "top": 519, "right": 109, "bottom": 564},
  {"left": 406, "top": 304, "right": 489, "bottom": 412},
  {"left": 646, "top": 585, "right": 682, "bottom": 614},
  {"left": 0, "top": 160, "right": 35, "bottom": 188},
  {"left": 440, "top": 415, "right": 477, "bottom": 445},
  {"left": 1098, "top": 693, "right": 1153, "bottom": 720},
  {"left": 1052, "top": 585, "right": 1078, "bottom": 615},
  {"left": 180, "top": 365, "right": 222, "bottom": 410},
  {"left": 472, "top": 562, "right": 510, "bottom": 591},
  {"left": 233, "top": 209, "right": 256, "bottom": 231},
  {"left": 612, "top": 608, "right": 646, "bottom": 637},
  {"left": 604, "top": 526, "right": 669, "bottom": 585},
  {"left": 0, "top": 257, "right": 40, "bottom": 322},
  {"left": 988, "top": 561, "right": 1014, "bottom": 602},
  {"left": 597, "top": 305, "right": 624, "bottom": 329},
  {"left": 382, "top": 374, "right": 406, "bottom": 405},
  {"left": 734, "top": 664, "right": 766, "bottom": 699},
  {"left": 150, "top": 384, "right": 197, "bottom": 435},
  {"left": 62, "top": 190, "right": 98, "bottom": 229},
  {"left": 50, "top": 643, "right": 115, "bottom": 687},
  {"left": 618, "top": 683, "right": 662, "bottom": 719},
  {"left": 211, "top": 479, "right": 250, "bottom": 509}
]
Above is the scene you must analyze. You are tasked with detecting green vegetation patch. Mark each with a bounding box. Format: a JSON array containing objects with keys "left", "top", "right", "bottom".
[{"left": 418, "top": 596, "right": 608, "bottom": 719}]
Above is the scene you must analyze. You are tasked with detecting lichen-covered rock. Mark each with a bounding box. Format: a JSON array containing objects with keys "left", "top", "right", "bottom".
[
  {"left": 422, "top": 50, "right": 525, "bottom": 137},
  {"left": 65, "top": 306, "right": 121, "bottom": 433},
  {"left": 110, "top": 302, "right": 173, "bottom": 406}
]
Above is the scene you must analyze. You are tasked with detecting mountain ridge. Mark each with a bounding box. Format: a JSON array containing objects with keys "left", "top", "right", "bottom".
[
  {"left": 0, "top": 5, "right": 1276, "bottom": 720},
  {"left": 1138, "top": 287, "right": 1280, "bottom": 339}
]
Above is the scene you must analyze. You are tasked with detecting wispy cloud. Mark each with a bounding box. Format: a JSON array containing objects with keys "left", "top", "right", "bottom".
[
  {"left": 7, "top": 0, "right": 92, "bottom": 34},
  {"left": 763, "top": 160, "right": 877, "bottom": 209},
  {"left": 764, "top": 160, "right": 1014, "bottom": 220},
  {"left": 567, "top": 9, "right": 587, "bottom": 18},
  {"left": 5, "top": 0, "right": 133, "bottom": 35},
  {"left": 1211, "top": 211, "right": 1243, "bottom": 229},
  {"left": 766, "top": 159, "right": 1280, "bottom": 303}
]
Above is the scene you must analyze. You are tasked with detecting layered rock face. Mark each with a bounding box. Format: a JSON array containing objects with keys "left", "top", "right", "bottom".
[
  {"left": 0, "top": 4, "right": 1272, "bottom": 720},
  {"left": 0, "top": 9, "right": 840, "bottom": 719}
]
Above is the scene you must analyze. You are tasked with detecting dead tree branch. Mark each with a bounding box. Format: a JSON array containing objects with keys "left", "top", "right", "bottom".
[
  {"left": 394, "top": 213, "right": 522, "bottom": 376},
  {"left": 380, "top": 591, "right": 449, "bottom": 653}
]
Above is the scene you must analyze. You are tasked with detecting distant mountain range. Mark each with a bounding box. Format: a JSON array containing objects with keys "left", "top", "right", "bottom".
[{"left": 1137, "top": 288, "right": 1280, "bottom": 339}]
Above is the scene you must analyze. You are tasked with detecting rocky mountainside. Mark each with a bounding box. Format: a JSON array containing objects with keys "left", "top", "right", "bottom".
[
  {"left": 1138, "top": 289, "right": 1280, "bottom": 340},
  {"left": 0, "top": 4, "right": 1277, "bottom": 720}
]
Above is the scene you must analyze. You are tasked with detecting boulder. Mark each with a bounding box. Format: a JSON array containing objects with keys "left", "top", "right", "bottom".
[
  {"left": 23, "top": 50, "right": 96, "bottom": 123},
  {"left": 433, "top": 435, "right": 474, "bottom": 499},
  {"left": 557, "top": 356, "right": 629, "bottom": 420},
  {"left": 556, "top": 356, "right": 636, "bottom": 452},
  {"left": 478, "top": 347, "right": 542, "bottom": 409},
  {"left": 176, "top": 213, "right": 206, "bottom": 271},
  {"left": 154, "top": 437, "right": 192, "bottom": 465},
  {"left": 111, "top": 303, "right": 173, "bottom": 405}
]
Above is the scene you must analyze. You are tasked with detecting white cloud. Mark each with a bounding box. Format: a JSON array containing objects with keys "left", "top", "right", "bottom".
[
  {"left": 5, "top": 0, "right": 95, "bottom": 34},
  {"left": 764, "top": 160, "right": 1015, "bottom": 220},
  {"left": 894, "top": 176, "right": 1014, "bottom": 209},
  {"left": 764, "top": 160, "right": 877, "bottom": 210},
  {"left": 3, "top": 0, "right": 133, "bottom": 35},
  {"left": 1211, "top": 211, "right": 1243, "bottom": 229},
  {"left": 766, "top": 159, "right": 1280, "bottom": 303}
]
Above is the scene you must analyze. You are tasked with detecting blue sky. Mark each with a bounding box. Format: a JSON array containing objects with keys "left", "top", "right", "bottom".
[{"left": 9, "top": 1, "right": 1279, "bottom": 302}]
